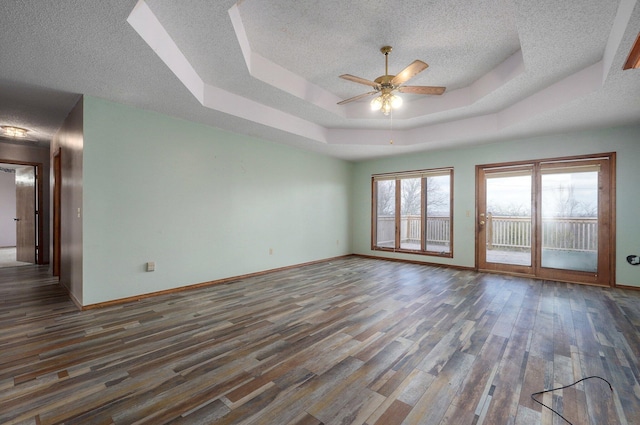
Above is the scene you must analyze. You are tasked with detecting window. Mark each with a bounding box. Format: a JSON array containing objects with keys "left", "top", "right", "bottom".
[{"left": 372, "top": 168, "right": 453, "bottom": 256}]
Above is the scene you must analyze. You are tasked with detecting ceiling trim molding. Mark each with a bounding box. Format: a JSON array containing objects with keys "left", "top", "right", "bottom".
[
  {"left": 127, "top": 0, "right": 204, "bottom": 104},
  {"left": 497, "top": 61, "right": 604, "bottom": 131},
  {"left": 203, "top": 85, "right": 329, "bottom": 143},
  {"left": 128, "top": 0, "right": 329, "bottom": 144},
  {"left": 228, "top": 4, "right": 343, "bottom": 115}
]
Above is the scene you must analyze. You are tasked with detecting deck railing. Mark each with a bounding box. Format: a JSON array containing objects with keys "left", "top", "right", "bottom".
[
  {"left": 377, "top": 215, "right": 449, "bottom": 246},
  {"left": 487, "top": 215, "right": 598, "bottom": 251},
  {"left": 487, "top": 216, "right": 531, "bottom": 249},
  {"left": 376, "top": 215, "right": 597, "bottom": 251}
]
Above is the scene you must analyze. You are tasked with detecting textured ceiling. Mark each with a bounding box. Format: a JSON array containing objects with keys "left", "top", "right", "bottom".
[
  {"left": 0, "top": 0, "right": 638, "bottom": 160},
  {"left": 238, "top": 0, "right": 520, "bottom": 93}
]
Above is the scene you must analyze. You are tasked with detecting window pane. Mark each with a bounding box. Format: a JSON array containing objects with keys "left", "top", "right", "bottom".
[
  {"left": 400, "top": 178, "right": 421, "bottom": 250},
  {"left": 426, "top": 175, "right": 451, "bottom": 254},
  {"left": 376, "top": 180, "right": 395, "bottom": 248}
]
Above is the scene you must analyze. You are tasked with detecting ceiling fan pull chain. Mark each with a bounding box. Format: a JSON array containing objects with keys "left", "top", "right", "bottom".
[{"left": 389, "top": 110, "right": 394, "bottom": 145}]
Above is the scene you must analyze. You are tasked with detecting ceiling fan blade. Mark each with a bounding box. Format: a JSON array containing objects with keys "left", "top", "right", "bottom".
[
  {"left": 398, "top": 85, "right": 446, "bottom": 95},
  {"left": 339, "top": 74, "right": 380, "bottom": 88},
  {"left": 337, "top": 91, "right": 378, "bottom": 105},
  {"left": 391, "top": 60, "right": 428, "bottom": 86}
]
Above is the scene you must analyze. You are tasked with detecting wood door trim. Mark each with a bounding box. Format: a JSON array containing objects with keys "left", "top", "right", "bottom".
[
  {"left": 476, "top": 165, "right": 535, "bottom": 275},
  {"left": 534, "top": 154, "right": 616, "bottom": 287},
  {"left": 53, "top": 149, "right": 61, "bottom": 277}
]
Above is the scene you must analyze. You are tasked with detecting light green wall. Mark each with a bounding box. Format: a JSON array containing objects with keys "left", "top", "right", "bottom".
[
  {"left": 351, "top": 125, "right": 640, "bottom": 288},
  {"left": 77, "top": 95, "right": 639, "bottom": 305},
  {"left": 82, "top": 96, "right": 352, "bottom": 305}
]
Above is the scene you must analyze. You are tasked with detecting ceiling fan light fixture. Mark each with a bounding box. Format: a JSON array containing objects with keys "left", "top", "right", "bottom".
[
  {"left": 370, "top": 95, "right": 383, "bottom": 111},
  {"left": 381, "top": 100, "right": 392, "bottom": 116},
  {"left": 1, "top": 125, "right": 29, "bottom": 138},
  {"left": 371, "top": 92, "right": 402, "bottom": 115},
  {"left": 390, "top": 93, "right": 403, "bottom": 109}
]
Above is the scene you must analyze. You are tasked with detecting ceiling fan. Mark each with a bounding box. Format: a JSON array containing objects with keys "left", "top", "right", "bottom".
[{"left": 338, "top": 46, "right": 445, "bottom": 115}]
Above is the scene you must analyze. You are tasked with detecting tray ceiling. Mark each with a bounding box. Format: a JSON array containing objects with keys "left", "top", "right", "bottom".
[{"left": 0, "top": 0, "right": 638, "bottom": 160}]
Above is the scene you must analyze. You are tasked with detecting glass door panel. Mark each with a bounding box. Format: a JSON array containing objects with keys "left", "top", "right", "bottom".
[
  {"left": 540, "top": 167, "right": 599, "bottom": 272},
  {"left": 484, "top": 170, "right": 532, "bottom": 267}
]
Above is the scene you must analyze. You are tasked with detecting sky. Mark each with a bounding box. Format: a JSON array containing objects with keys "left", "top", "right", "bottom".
[{"left": 486, "top": 171, "right": 598, "bottom": 217}]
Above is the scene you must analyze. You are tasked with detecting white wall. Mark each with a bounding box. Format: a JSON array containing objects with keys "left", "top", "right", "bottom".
[
  {"left": 0, "top": 169, "right": 16, "bottom": 247},
  {"left": 351, "top": 125, "right": 640, "bottom": 288},
  {"left": 81, "top": 96, "right": 352, "bottom": 305}
]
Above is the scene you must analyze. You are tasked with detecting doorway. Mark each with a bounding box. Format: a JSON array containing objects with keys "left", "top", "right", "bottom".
[
  {"left": 476, "top": 153, "right": 615, "bottom": 286},
  {"left": 0, "top": 161, "right": 42, "bottom": 267}
]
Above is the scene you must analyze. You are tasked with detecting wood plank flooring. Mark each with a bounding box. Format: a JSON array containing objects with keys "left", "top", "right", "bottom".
[{"left": 1, "top": 257, "right": 639, "bottom": 424}]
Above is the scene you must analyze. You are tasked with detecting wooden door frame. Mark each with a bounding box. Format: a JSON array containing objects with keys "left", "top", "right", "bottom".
[
  {"left": 534, "top": 156, "right": 615, "bottom": 286},
  {"left": 53, "top": 149, "right": 61, "bottom": 277},
  {"left": 0, "top": 158, "right": 44, "bottom": 265},
  {"left": 476, "top": 164, "right": 535, "bottom": 276},
  {"left": 475, "top": 152, "right": 616, "bottom": 287}
]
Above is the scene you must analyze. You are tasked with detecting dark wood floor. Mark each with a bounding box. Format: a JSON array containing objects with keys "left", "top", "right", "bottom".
[{"left": 1, "top": 258, "right": 639, "bottom": 425}]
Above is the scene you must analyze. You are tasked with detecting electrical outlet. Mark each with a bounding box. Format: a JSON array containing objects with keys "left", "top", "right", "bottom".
[
  {"left": 627, "top": 255, "right": 640, "bottom": 265},
  {"left": 146, "top": 261, "right": 155, "bottom": 272}
]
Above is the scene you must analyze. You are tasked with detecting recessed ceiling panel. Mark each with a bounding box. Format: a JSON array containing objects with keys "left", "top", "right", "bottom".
[{"left": 238, "top": 0, "right": 521, "bottom": 96}]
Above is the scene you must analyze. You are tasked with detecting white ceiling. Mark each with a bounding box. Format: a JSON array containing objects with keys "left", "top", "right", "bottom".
[{"left": 0, "top": 0, "right": 638, "bottom": 161}]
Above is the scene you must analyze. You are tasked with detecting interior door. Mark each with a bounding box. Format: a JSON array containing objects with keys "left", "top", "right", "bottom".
[{"left": 15, "top": 166, "right": 36, "bottom": 263}]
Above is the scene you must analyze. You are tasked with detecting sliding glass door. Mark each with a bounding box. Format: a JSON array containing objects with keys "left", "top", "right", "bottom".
[{"left": 477, "top": 154, "right": 614, "bottom": 286}]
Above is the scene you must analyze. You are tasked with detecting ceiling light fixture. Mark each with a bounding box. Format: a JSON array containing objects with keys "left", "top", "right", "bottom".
[
  {"left": 1, "top": 126, "right": 29, "bottom": 138},
  {"left": 370, "top": 90, "right": 403, "bottom": 116},
  {"left": 623, "top": 32, "right": 640, "bottom": 70}
]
